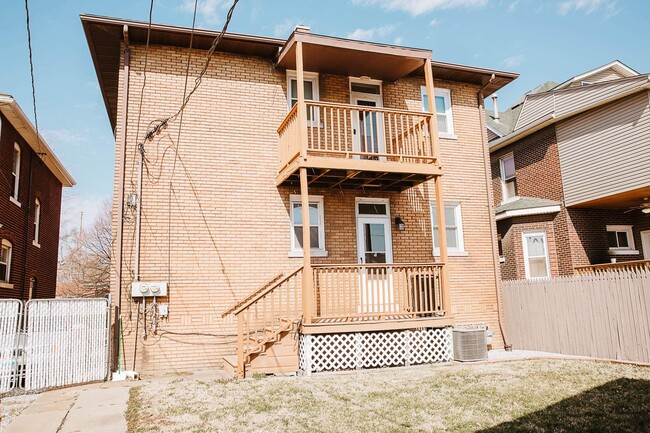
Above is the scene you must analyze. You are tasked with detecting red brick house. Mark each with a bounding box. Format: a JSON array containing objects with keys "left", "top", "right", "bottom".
[
  {"left": 488, "top": 61, "right": 650, "bottom": 280},
  {"left": 0, "top": 94, "right": 75, "bottom": 300}
]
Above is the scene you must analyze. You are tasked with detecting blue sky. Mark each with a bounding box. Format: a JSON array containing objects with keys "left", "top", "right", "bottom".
[{"left": 1, "top": 0, "right": 649, "bottom": 228}]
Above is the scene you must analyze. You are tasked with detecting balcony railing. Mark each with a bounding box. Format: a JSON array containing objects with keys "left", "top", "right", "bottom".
[
  {"left": 575, "top": 259, "right": 650, "bottom": 274},
  {"left": 278, "top": 101, "right": 437, "bottom": 172},
  {"left": 312, "top": 263, "right": 445, "bottom": 321}
]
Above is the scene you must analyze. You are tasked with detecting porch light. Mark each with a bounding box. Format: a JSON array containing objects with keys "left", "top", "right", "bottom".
[
  {"left": 643, "top": 208, "right": 650, "bottom": 214},
  {"left": 395, "top": 216, "right": 405, "bottom": 231}
]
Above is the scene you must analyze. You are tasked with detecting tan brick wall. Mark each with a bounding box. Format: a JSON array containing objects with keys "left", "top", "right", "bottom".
[{"left": 112, "top": 43, "right": 503, "bottom": 374}]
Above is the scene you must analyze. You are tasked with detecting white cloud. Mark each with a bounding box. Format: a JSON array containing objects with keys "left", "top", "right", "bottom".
[
  {"left": 60, "top": 192, "right": 110, "bottom": 238},
  {"left": 352, "top": 0, "right": 488, "bottom": 16},
  {"left": 43, "top": 129, "right": 86, "bottom": 146},
  {"left": 500, "top": 54, "right": 525, "bottom": 68},
  {"left": 429, "top": 18, "right": 439, "bottom": 25},
  {"left": 181, "top": 0, "right": 231, "bottom": 27},
  {"left": 346, "top": 24, "right": 398, "bottom": 41},
  {"left": 507, "top": 0, "right": 521, "bottom": 12},
  {"left": 557, "top": 0, "right": 619, "bottom": 17},
  {"left": 393, "top": 36, "right": 404, "bottom": 45}
]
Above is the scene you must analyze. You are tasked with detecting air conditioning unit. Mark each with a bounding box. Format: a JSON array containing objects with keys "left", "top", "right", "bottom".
[
  {"left": 453, "top": 327, "right": 488, "bottom": 362},
  {"left": 131, "top": 281, "right": 168, "bottom": 297}
]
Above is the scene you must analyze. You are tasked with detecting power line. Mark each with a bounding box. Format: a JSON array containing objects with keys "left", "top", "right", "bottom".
[
  {"left": 130, "top": 0, "right": 155, "bottom": 190},
  {"left": 24, "top": 0, "right": 43, "bottom": 157},
  {"left": 143, "top": 0, "right": 240, "bottom": 142}
]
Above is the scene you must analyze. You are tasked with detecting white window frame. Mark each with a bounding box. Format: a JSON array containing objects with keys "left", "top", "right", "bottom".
[
  {"left": 10, "top": 143, "right": 21, "bottom": 207},
  {"left": 0, "top": 240, "right": 12, "bottom": 284},
  {"left": 499, "top": 153, "right": 518, "bottom": 203},
  {"left": 606, "top": 225, "right": 638, "bottom": 255},
  {"left": 522, "top": 231, "right": 551, "bottom": 280},
  {"left": 286, "top": 70, "right": 320, "bottom": 127},
  {"left": 430, "top": 202, "right": 467, "bottom": 257},
  {"left": 33, "top": 198, "right": 41, "bottom": 248},
  {"left": 421, "top": 86, "right": 456, "bottom": 139},
  {"left": 289, "top": 194, "right": 327, "bottom": 258}
]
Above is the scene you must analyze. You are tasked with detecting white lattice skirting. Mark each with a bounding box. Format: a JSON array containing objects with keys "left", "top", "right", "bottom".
[{"left": 299, "top": 327, "right": 453, "bottom": 374}]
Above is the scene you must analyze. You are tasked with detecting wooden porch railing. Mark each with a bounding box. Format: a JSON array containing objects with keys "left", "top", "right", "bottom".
[
  {"left": 575, "top": 259, "right": 650, "bottom": 274},
  {"left": 278, "top": 101, "right": 437, "bottom": 171},
  {"left": 312, "top": 263, "right": 445, "bottom": 321},
  {"left": 229, "top": 267, "right": 303, "bottom": 378}
]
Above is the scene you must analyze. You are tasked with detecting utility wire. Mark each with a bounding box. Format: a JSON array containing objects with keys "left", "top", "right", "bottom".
[
  {"left": 24, "top": 0, "right": 43, "bottom": 157},
  {"left": 143, "top": 0, "right": 240, "bottom": 142}
]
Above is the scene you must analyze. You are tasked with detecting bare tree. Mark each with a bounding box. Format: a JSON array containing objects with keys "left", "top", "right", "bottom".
[{"left": 57, "top": 200, "right": 112, "bottom": 298}]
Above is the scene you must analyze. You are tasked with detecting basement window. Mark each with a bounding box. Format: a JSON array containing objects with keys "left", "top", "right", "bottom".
[
  {"left": 289, "top": 195, "right": 327, "bottom": 258},
  {"left": 606, "top": 225, "right": 638, "bottom": 255}
]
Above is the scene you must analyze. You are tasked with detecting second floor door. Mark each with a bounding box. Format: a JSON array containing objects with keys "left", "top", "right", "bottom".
[{"left": 350, "top": 80, "right": 385, "bottom": 160}]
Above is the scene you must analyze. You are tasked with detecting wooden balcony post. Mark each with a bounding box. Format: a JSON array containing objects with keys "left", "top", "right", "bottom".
[
  {"left": 424, "top": 58, "right": 440, "bottom": 158},
  {"left": 425, "top": 58, "right": 451, "bottom": 316},
  {"left": 296, "top": 40, "right": 309, "bottom": 159},
  {"left": 300, "top": 167, "right": 313, "bottom": 323}
]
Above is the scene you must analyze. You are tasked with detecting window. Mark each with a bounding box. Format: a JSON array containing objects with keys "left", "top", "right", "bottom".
[
  {"left": 0, "top": 240, "right": 12, "bottom": 283},
  {"left": 522, "top": 232, "right": 550, "bottom": 279},
  {"left": 286, "top": 70, "right": 319, "bottom": 124},
  {"left": 30, "top": 277, "right": 37, "bottom": 299},
  {"left": 11, "top": 143, "right": 21, "bottom": 205},
  {"left": 431, "top": 202, "right": 466, "bottom": 256},
  {"left": 289, "top": 195, "right": 326, "bottom": 257},
  {"left": 500, "top": 153, "right": 517, "bottom": 202},
  {"left": 421, "top": 86, "right": 455, "bottom": 138},
  {"left": 606, "top": 225, "right": 637, "bottom": 254},
  {"left": 33, "top": 199, "right": 41, "bottom": 247}
]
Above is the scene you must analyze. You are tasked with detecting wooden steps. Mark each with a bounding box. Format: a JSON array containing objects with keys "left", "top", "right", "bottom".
[{"left": 223, "top": 327, "right": 299, "bottom": 378}]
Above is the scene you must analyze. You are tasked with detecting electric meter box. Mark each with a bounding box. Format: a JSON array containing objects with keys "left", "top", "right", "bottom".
[{"left": 131, "top": 281, "right": 168, "bottom": 297}]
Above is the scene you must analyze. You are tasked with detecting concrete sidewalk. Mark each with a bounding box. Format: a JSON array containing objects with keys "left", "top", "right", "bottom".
[{"left": 4, "top": 381, "right": 133, "bottom": 433}]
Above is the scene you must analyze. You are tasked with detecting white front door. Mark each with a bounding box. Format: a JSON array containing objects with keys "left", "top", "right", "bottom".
[
  {"left": 350, "top": 82, "right": 385, "bottom": 160},
  {"left": 641, "top": 230, "right": 650, "bottom": 259},
  {"left": 356, "top": 208, "right": 394, "bottom": 314}
]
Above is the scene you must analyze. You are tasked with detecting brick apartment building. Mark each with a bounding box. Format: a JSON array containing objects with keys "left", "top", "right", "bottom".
[
  {"left": 82, "top": 14, "right": 518, "bottom": 376},
  {"left": 0, "top": 94, "right": 75, "bottom": 300},
  {"left": 487, "top": 61, "right": 650, "bottom": 280}
]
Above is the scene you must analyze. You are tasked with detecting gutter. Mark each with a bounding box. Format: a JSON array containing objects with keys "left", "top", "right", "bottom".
[{"left": 477, "top": 78, "right": 511, "bottom": 351}]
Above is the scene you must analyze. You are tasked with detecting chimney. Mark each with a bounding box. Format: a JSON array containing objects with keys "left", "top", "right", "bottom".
[
  {"left": 492, "top": 93, "right": 500, "bottom": 122},
  {"left": 295, "top": 25, "right": 311, "bottom": 33}
]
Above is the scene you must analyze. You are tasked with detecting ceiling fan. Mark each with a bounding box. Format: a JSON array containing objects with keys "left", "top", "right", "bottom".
[{"left": 625, "top": 198, "right": 650, "bottom": 214}]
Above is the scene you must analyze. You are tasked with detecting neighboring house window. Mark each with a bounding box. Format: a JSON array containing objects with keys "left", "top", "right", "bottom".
[
  {"left": 499, "top": 153, "right": 517, "bottom": 202},
  {"left": 606, "top": 225, "right": 637, "bottom": 254},
  {"left": 289, "top": 195, "right": 326, "bottom": 257},
  {"left": 0, "top": 240, "right": 12, "bottom": 283},
  {"left": 421, "top": 86, "right": 455, "bottom": 138},
  {"left": 30, "top": 277, "right": 37, "bottom": 299},
  {"left": 431, "top": 202, "right": 466, "bottom": 256},
  {"left": 522, "top": 231, "right": 550, "bottom": 279},
  {"left": 33, "top": 199, "right": 41, "bottom": 247},
  {"left": 286, "top": 70, "right": 319, "bottom": 123},
  {"left": 11, "top": 143, "right": 21, "bottom": 205},
  {"left": 498, "top": 234, "right": 505, "bottom": 263}
]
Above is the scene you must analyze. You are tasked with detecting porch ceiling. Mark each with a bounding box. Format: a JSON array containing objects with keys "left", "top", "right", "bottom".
[
  {"left": 276, "top": 32, "right": 430, "bottom": 82},
  {"left": 280, "top": 167, "right": 432, "bottom": 192},
  {"left": 569, "top": 185, "right": 650, "bottom": 209}
]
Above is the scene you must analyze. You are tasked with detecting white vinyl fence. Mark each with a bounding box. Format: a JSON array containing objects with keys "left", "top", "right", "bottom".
[
  {"left": 503, "top": 269, "right": 650, "bottom": 364},
  {"left": 0, "top": 297, "right": 110, "bottom": 393}
]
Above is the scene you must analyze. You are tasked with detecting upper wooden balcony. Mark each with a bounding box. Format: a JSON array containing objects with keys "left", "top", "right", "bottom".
[{"left": 276, "top": 101, "right": 442, "bottom": 191}]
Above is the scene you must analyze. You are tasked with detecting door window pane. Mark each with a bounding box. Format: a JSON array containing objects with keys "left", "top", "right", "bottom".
[{"left": 365, "top": 223, "right": 386, "bottom": 252}]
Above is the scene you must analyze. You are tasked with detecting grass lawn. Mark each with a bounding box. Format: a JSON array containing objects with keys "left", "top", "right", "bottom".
[{"left": 126, "top": 359, "right": 650, "bottom": 433}]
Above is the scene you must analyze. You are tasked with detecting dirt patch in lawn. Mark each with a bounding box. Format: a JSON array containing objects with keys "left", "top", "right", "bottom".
[{"left": 127, "top": 360, "right": 650, "bottom": 433}]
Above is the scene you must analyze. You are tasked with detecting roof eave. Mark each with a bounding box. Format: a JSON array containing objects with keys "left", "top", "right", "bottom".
[{"left": 0, "top": 95, "right": 76, "bottom": 187}]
